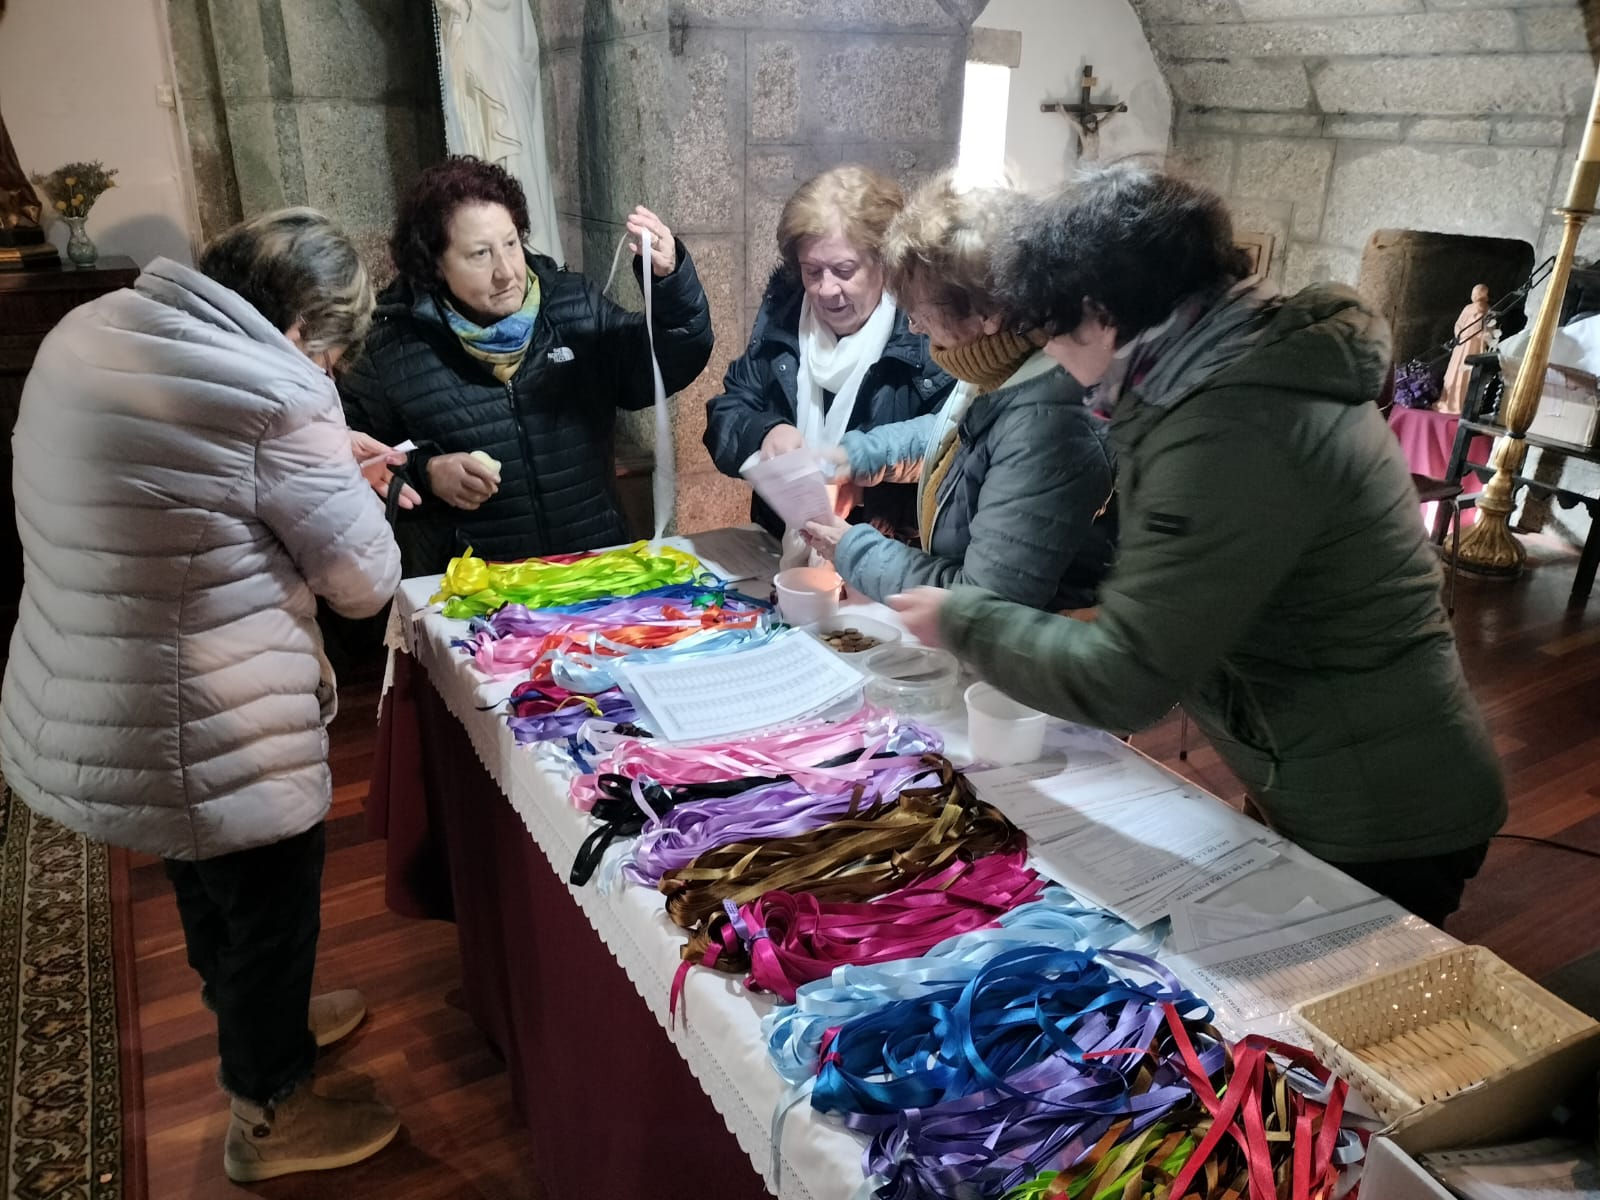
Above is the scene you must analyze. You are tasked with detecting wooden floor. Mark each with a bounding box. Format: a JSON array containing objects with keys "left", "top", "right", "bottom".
[
  {"left": 125, "top": 539, "right": 1600, "bottom": 1197},
  {"left": 124, "top": 694, "right": 543, "bottom": 1200}
]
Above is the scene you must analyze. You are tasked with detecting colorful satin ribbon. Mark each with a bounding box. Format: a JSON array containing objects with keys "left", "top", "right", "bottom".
[
  {"left": 502, "top": 681, "right": 638, "bottom": 744},
  {"left": 460, "top": 587, "right": 771, "bottom": 683},
  {"left": 821, "top": 950, "right": 1220, "bottom": 1200},
  {"left": 660, "top": 757, "right": 1023, "bottom": 959},
  {"left": 431, "top": 542, "right": 707, "bottom": 618},
  {"left": 1000, "top": 1122, "right": 1198, "bottom": 1200},
  {"left": 703, "top": 851, "right": 1047, "bottom": 1004},
  {"left": 810, "top": 946, "right": 1211, "bottom": 1123},
  {"left": 763, "top": 890, "right": 1144, "bottom": 1087},
  {"left": 570, "top": 706, "right": 942, "bottom": 806},
  {"left": 624, "top": 757, "right": 940, "bottom": 887},
  {"left": 861, "top": 1038, "right": 1219, "bottom": 1200},
  {"left": 1156, "top": 1003, "right": 1350, "bottom": 1200}
]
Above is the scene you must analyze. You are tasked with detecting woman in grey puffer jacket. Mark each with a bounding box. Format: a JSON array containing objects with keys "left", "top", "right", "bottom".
[
  {"left": 804, "top": 175, "right": 1117, "bottom": 612},
  {"left": 1, "top": 210, "right": 406, "bottom": 1183}
]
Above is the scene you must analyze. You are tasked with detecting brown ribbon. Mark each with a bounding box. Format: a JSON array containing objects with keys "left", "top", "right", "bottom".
[{"left": 658, "top": 754, "right": 1024, "bottom": 961}]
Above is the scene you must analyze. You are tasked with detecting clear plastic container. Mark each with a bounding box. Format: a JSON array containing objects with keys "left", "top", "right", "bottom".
[{"left": 862, "top": 644, "right": 960, "bottom": 717}]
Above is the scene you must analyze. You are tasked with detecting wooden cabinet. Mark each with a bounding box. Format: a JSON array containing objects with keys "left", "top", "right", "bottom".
[{"left": 0, "top": 257, "right": 140, "bottom": 638}]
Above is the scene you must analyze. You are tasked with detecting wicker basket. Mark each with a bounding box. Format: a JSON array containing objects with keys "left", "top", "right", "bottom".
[{"left": 1290, "top": 945, "right": 1598, "bottom": 1122}]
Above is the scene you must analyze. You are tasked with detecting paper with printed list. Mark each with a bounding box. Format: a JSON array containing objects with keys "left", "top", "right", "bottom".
[
  {"left": 739, "top": 449, "right": 835, "bottom": 531},
  {"left": 1170, "top": 900, "right": 1455, "bottom": 1042},
  {"left": 966, "top": 736, "right": 1274, "bottom": 928},
  {"left": 616, "top": 628, "right": 865, "bottom": 743}
]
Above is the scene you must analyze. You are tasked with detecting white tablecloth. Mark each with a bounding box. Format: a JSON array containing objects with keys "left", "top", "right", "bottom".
[{"left": 390, "top": 567, "right": 1451, "bottom": 1198}]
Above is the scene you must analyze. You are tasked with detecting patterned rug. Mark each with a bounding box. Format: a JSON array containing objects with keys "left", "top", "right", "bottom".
[{"left": 0, "top": 780, "right": 134, "bottom": 1200}]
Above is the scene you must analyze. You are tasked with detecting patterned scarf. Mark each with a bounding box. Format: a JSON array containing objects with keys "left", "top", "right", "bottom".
[
  {"left": 443, "top": 274, "right": 542, "bottom": 383},
  {"left": 1091, "top": 277, "right": 1280, "bottom": 416}
]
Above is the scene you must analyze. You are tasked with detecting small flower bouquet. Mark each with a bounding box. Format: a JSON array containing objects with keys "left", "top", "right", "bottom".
[
  {"left": 29, "top": 161, "right": 117, "bottom": 219},
  {"left": 1392, "top": 358, "right": 1441, "bottom": 410}
]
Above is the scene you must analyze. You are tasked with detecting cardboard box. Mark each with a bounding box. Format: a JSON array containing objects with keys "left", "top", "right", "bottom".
[
  {"left": 1364, "top": 1136, "right": 1454, "bottom": 1200},
  {"left": 1521, "top": 361, "right": 1600, "bottom": 448},
  {"left": 1384, "top": 1024, "right": 1600, "bottom": 1156}
]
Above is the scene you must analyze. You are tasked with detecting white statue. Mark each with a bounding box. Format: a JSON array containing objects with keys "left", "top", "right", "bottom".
[{"left": 434, "top": 0, "right": 564, "bottom": 263}]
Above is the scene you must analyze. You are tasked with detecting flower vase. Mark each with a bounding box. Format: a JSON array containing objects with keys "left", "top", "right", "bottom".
[{"left": 63, "top": 216, "right": 97, "bottom": 267}]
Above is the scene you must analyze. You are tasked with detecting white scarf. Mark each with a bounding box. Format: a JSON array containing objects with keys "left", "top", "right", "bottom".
[
  {"left": 795, "top": 289, "right": 898, "bottom": 447},
  {"left": 781, "top": 291, "right": 898, "bottom": 567}
]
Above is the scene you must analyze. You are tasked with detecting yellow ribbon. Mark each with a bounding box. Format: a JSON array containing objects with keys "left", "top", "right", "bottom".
[{"left": 432, "top": 543, "right": 708, "bottom": 618}]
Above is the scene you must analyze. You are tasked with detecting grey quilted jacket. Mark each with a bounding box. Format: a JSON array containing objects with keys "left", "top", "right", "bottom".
[
  {"left": 0, "top": 258, "right": 401, "bottom": 860},
  {"left": 833, "top": 353, "right": 1117, "bottom": 609}
]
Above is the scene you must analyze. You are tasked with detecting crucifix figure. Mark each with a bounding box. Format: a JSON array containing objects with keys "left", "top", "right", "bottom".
[{"left": 1041, "top": 64, "right": 1128, "bottom": 161}]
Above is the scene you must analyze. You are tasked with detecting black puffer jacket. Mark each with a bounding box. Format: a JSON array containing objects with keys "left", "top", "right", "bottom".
[
  {"left": 703, "top": 270, "right": 955, "bottom": 539},
  {"left": 341, "top": 244, "right": 712, "bottom": 574}
]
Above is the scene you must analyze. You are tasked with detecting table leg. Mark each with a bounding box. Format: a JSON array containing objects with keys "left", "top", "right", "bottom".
[{"left": 1571, "top": 510, "right": 1600, "bottom": 606}]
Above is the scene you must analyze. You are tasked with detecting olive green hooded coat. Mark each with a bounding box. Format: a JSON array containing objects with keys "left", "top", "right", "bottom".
[{"left": 940, "top": 282, "right": 1506, "bottom": 863}]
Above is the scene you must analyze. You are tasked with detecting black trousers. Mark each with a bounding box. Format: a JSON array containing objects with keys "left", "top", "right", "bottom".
[
  {"left": 164, "top": 822, "right": 325, "bottom": 1105},
  {"left": 1326, "top": 841, "right": 1490, "bottom": 929}
]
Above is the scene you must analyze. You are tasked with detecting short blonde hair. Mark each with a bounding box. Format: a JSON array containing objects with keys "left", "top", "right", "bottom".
[
  {"left": 777, "top": 165, "right": 904, "bottom": 278},
  {"left": 199, "top": 207, "right": 375, "bottom": 355},
  {"left": 882, "top": 173, "right": 1020, "bottom": 321}
]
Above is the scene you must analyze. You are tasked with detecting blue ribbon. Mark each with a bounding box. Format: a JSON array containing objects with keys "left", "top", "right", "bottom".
[
  {"left": 810, "top": 944, "right": 1210, "bottom": 1122},
  {"left": 763, "top": 890, "right": 1154, "bottom": 1086}
]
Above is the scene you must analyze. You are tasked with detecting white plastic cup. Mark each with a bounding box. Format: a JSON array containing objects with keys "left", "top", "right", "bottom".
[
  {"left": 774, "top": 565, "right": 841, "bottom": 625},
  {"left": 965, "top": 682, "right": 1048, "bottom": 765}
]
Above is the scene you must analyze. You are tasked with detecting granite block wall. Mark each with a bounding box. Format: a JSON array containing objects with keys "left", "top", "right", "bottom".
[
  {"left": 165, "top": 0, "right": 444, "bottom": 281},
  {"left": 541, "top": 0, "right": 971, "bottom": 533}
]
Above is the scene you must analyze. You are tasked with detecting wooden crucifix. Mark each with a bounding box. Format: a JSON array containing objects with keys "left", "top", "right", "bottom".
[{"left": 1041, "top": 64, "right": 1128, "bottom": 161}]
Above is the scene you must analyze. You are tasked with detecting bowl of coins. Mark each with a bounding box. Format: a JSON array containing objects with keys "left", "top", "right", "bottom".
[{"left": 801, "top": 614, "right": 901, "bottom": 658}]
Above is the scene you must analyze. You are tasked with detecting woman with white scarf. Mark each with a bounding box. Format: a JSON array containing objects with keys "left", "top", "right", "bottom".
[{"left": 703, "top": 165, "right": 956, "bottom": 559}]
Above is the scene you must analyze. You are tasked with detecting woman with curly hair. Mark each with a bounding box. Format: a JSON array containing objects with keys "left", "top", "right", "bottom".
[
  {"left": 341, "top": 155, "right": 713, "bottom": 572},
  {"left": 892, "top": 162, "right": 1505, "bottom": 927},
  {"left": 799, "top": 172, "right": 1116, "bottom": 611},
  {"left": 703, "top": 164, "right": 956, "bottom": 555}
]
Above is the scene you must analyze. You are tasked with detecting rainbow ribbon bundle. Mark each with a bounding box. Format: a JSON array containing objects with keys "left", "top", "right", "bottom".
[
  {"left": 813, "top": 948, "right": 1218, "bottom": 1200},
  {"left": 1007, "top": 1006, "right": 1353, "bottom": 1200},
  {"left": 419, "top": 536, "right": 1364, "bottom": 1200},
  {"left": 458, "top": 585, "right": 772, "bottom": 688},
  {"left": 431, "top": 542, "right": 708, "bottom": 618}
]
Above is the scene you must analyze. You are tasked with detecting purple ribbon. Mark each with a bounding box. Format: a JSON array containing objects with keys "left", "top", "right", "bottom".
[
  {"left": 862, "top": 1032, "right": 1223, "bottom": 1199},
  {"left": 455, "top": 585, "right": 768, "bottom": 653},
  {"left": 506, "top": 690, "right": 639, "bottom": 743},
  {"left": 623, "top": 753, "right": 942, "bottom": 887}
]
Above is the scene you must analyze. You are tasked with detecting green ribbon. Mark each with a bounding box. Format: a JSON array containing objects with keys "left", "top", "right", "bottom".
[{"left": 431, "top": 542, "right": 710, "bottom": 618}]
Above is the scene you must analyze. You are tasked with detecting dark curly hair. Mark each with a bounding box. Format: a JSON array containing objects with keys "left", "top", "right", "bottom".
[
  {"left": 390, "top": 155, "right": 531, "bottom": 292},
  {"left": 994, "top": 161, "right": 1253, "bottom": 342}
]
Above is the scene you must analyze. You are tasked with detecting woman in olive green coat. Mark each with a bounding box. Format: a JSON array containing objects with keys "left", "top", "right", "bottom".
[{"left": 893, "top": 163, "right": 1505, "bottom": 927}]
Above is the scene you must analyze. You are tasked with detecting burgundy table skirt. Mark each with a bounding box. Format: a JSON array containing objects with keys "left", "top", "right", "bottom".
[{"left": 368, "top": 652, "right": 773, "bottom": 1199}]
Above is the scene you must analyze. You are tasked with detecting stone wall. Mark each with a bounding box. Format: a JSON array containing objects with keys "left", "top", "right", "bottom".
[
  {"left": 1135, "top": 0, "right": 1594, "bottom": 294},
  {"left": 165, "top": 0, "right": 444, "bottom": 278},
  {"left": 539, "top": 0, "right": 976, "bottom": 533}
]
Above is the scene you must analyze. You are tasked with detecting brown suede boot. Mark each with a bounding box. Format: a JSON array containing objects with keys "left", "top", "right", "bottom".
[
  {"left": 223, "top": 1083, "right": 399, "bottom": 1182},
  {"left": 309, "top": 989, "right": 367, "bottom": 1048}
]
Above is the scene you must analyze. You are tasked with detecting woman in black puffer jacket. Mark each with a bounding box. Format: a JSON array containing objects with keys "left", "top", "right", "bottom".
[
  {"left": 341, "top": 156, "right": 713, "bottom": 575},
  {"left": 703, "top": 165, "right": 955, "bottom": 549}
]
